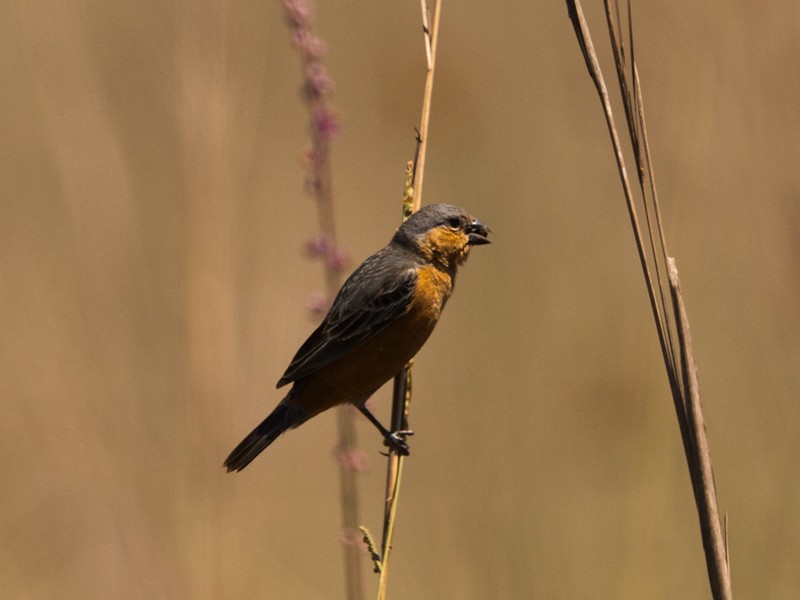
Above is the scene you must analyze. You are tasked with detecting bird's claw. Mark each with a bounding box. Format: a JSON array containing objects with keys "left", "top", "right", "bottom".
[{"left": 382, "top": 430, "right": 413, "bottom": 456}]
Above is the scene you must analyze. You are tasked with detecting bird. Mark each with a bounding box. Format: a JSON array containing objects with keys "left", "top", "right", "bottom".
[{"left": 224, "top": 203, "right": 490, "bottom": 472}]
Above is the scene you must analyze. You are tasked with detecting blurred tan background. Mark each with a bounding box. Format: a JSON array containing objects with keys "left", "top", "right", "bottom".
[{"left": 2, "top": 1, "right": 798, "bottom": 598}]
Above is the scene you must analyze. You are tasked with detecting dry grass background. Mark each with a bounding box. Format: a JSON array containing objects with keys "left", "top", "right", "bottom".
[{"left": 2, "top": 2, "right": 799, "bottom": 599}]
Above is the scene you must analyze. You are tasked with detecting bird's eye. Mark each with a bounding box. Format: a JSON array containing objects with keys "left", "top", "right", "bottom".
[{"left": 446, "top": 217, "right": 462, "bottom": 230}]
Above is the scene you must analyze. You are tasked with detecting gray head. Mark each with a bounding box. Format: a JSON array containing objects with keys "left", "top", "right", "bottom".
[{"left": 392, "top": 203, "right": 490, "bottom": 267}]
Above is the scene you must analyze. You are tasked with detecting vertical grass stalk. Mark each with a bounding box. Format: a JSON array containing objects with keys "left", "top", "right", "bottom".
[
  {"left": 281, "top": 2, "right": 363, "bottom": 598},
  {"left": 565, "top": 1, "right": 732, "bottom": 598},
  {"left": 374, "top": 2, "right": 442, "bottom": 599}
]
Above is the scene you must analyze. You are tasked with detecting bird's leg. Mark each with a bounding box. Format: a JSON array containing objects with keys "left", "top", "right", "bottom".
[{"left": 357, "top": 405, "right": 413, "bottom": 456}]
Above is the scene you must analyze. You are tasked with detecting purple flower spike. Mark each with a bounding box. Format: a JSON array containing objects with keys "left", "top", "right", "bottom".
[
  {"left": 305, "top": 232, "right": 334, "bottom": 257},
  {"left": 282, "top": 0, "right": 313, "bottom": 27},
  {"left": 304, "top": 63, "right": 334, "bottom": 99},
  {"left": 304, "top": 35, "right": 328, "bottom": 60},
  {"left": 312, "top": 105, "right": 341, "bottom": 141},
  {"left": 326, "top": 246, "right": 350, "bottom": 272}
]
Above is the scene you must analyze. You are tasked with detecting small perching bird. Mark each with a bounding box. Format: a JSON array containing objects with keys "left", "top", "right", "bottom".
[{"left": 224, "top": 203, "right": 490, "bottom": 471}]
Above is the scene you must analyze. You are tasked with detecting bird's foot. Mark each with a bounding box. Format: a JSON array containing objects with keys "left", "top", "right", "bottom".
[{"left": 382, "top": 430, "right": 414, "bottom": 456}]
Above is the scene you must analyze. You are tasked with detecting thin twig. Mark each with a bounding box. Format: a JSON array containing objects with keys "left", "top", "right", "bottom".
[
  {"left": 375, "top": 2, "right": 442, "bottom": 599},
  {"left": 359, "top": 526, "right": 383, "bottom": 574},
  {"left": 377, "top": 364, "right": 412, "bottom": 600},
  {"left": 412, "top": 0, "right": 441, "bottom": 212},
  {"left": 419, "top": 0, "right": 433, "bottom": 70}
]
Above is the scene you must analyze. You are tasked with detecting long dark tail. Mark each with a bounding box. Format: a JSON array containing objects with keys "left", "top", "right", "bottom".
[{"left": 224, "top": 398, "right": 307, "bottom": 472}]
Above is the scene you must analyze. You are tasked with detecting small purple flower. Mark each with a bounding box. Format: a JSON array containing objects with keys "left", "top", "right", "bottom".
[
  {"left": 326, "top": 246, "right": 350, "bottom": 272},
  {"left": 305, "top": 232, "right": 334, "bottom": 257},
  {"left": 304, "top": 63, "right": 334, "bottom": 99},
  {"left": 306, "top": 291, "right": 330, "bottom": 315},
  {"left": 312, "top": 105, "right": 341, "bottom": 141},
  {"left": 282, "top": 0, "right": 313, "bottom": 27},
  {"left": 290, "top": 28, "right": 310, "bottom": 51},
  {"left": 304, "top": 35, "right": 328, "bottom": 60}
]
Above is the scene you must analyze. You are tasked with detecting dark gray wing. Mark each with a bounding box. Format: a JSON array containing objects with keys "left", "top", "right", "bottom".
[{"left": 277, "top": 247, "right": 418, "bottom": 387}]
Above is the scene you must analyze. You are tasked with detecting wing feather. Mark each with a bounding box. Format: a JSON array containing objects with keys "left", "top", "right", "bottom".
[{"left": 277, "top": 248, "right": 418, "bottom": 387}]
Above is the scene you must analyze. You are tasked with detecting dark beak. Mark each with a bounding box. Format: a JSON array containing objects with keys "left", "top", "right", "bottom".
[{"left": 467, "top": 218, "right": 491, "bottom": 245}]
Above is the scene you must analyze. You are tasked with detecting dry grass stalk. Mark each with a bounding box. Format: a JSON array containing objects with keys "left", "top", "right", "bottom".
[
  {"left": 370, "top": 2, "right": 442, "bottom": 599},
  {"left": 668, "top": 258, "right": 732, "bottom": 599},
  {"left": 565, "top": 1, "right": 732, "bottom": 598},
  {"left": 410, "top": 0, "right": 441, "bottom": 214}
]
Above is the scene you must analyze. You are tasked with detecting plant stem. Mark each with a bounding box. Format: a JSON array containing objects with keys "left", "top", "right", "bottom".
[
  {"left": 376, "top": 2, "right": 442, "bottom": 599},
  {"left": 565, "top": 2, "right": 732, "bottom": 598}
]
